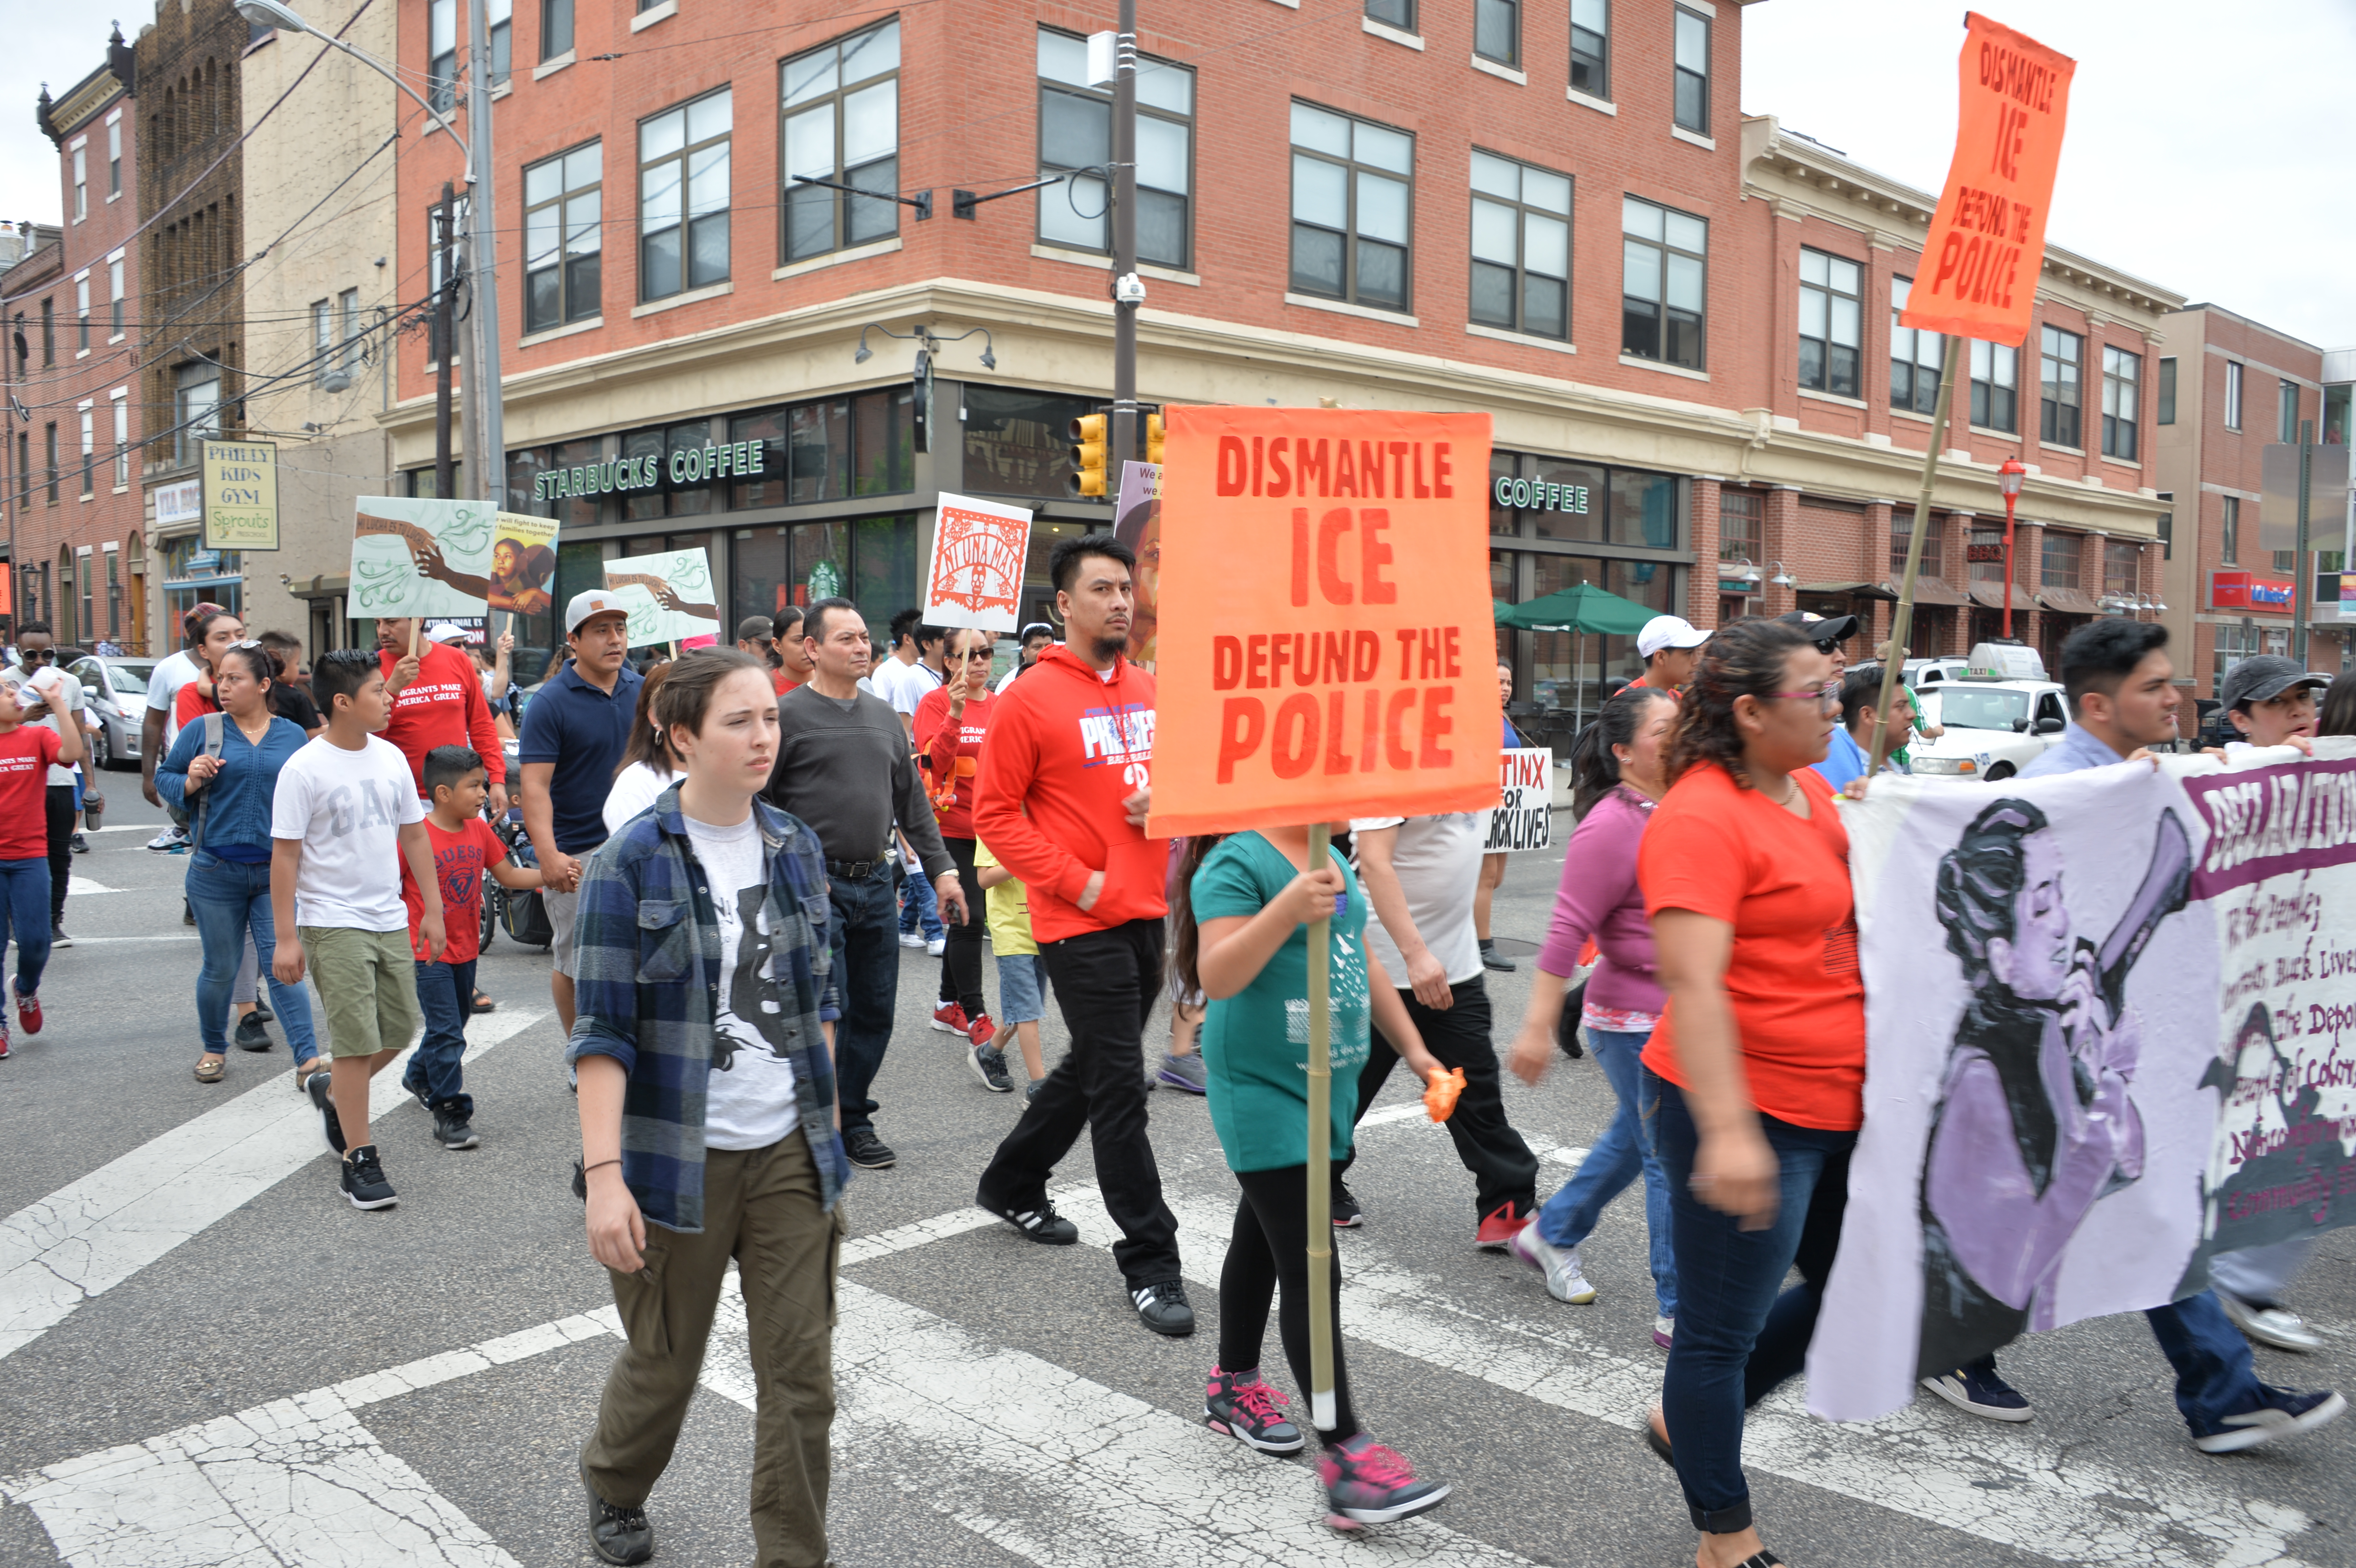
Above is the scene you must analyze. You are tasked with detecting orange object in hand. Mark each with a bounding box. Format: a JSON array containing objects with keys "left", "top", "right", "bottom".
[{"left": 1424, "top": 1067, "right": 1466, "bottom": 1123}]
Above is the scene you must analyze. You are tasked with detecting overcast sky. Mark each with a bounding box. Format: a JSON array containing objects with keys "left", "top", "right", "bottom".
[{"left": 3, "top": 2, "right": 2350, "bottom": 348}]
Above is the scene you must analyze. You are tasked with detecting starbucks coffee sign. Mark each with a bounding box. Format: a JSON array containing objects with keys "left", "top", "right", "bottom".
[{"left": 534, "top": 439, "right": 768, "bottom": 502}]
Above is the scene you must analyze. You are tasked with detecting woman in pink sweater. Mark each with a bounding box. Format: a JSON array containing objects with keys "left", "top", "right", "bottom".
[{"left": 1505, "top": 684, "right": 1680, "bottom": 1347}]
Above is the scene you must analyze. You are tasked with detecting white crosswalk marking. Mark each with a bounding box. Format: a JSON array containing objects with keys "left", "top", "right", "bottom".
[{"left": 0, "top": 1010, "right": 548, "bottom": 1360}]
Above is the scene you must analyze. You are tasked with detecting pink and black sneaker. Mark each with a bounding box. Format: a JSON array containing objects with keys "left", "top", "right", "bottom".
[
  {"left": 1319, "top": 1433, "right": 1450, "bottom": 1528},
  {"left": 1204, "top": 1365, "right": 1303, "bottom": 1454}
]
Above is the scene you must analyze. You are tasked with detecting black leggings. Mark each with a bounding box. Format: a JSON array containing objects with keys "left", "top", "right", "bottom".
[
  {"left": 45, "top": 784, "right": 73, "bottom": 927},
  {"left": 938, "top": 836, "right": 987, "bottom": 1019},
  {"left": 1219, "top": 1163, "right": 1359, "bottom": 1447}
]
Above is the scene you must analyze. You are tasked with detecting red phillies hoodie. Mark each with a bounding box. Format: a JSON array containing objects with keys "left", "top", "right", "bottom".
[{"left": 971, "top": 644, "right": 1163, "bottom": 943}]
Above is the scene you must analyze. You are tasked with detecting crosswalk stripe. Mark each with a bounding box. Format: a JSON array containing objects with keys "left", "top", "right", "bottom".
[{"left": 0, "top": 1009, "right": 549, "bottom": 1361}]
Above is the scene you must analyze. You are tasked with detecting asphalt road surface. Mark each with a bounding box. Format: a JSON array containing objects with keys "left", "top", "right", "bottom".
[{"left": 0, "top": 791, "right": 2349, "bottom": 1568}]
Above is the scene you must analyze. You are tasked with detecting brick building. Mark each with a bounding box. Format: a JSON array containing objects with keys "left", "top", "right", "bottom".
[
  {"left": 374, "top": 0, "right": 2177, "bottom": 707},
  {"left": 6, "top": 31, "right": 143, "bottom": 652}
]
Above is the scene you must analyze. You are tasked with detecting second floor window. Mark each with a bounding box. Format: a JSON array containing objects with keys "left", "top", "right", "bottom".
[
  {"left": 2224, "top": 360, "right": 2242, "bottom": 430},
  {"left": 1889, "top": 277, "right": 1942, "bottom": 413},
  {"left": 1289, "top": 103, "right": 1413, "bottom": 313},
  {"left": 1037, "top": 30, "right": 1193, "bottom": 269},
  {"left": 1571, "top": 0, "right": 1608, "bottom": 97},
  {"left": 2280, "top": 379, "right": 2301, "bottom": 444},
  {"left": 524, "top": 140, "right": 602, "bottom": 332},
  {"left": 429, "top": 0, "right": 457, "bottom": 114},
  {"left": 1673, "top": 8, "right": 1710, "bottom": 133},
  {"left": 1475, "top": 0, "right": 1518, "bottom": 66},
  {"left": 109, "top": 257, "right": 124, "bottom": 335},
  {"left": 1970, "top": 338, "right": 2018, "bottom": 433},
  {"left": 1799, "top": 248, "right": 1861, "bottom": 397},
  {"left": 641, "top": 89, "right": 731, "bottom": 301},
  {"left": 2102, "top": 346, "right": 2139, "bottom": 461},
  {"left": 76, "top": 276, "right": 90, "bottom": 352},
  {"left": 542, "top": 0, "right": 572, "bottom": 61},
  {"left": 2040, "top": 325, "right": 2082, "bottom": 448},
  {"left": 338, "top": 287, "right": 360, "bottom": 376},
  {"left": 1622, "top": 195, "right": 1705, "bottom": 370},
  {"left": 2221, "top": 495, "right": 2239, "bottom": 563},
  {"left": 175, "top": 361, "right": 220, "bottom": 468},
  {"left": 2041, "top": 530, "right": 2080, "bottom": 588},
  {"left": 1469, "top": 151, "right": 1570, "bottom": 340},
  {"left": 1366, "top": 0, "right": 1415, "bottom": 30},
  {"left": 73, "top": 146, "right": 87, "bottom": 220},
  {"left": 312, "top": 299, "right": 334, "bottom": 384},
  {"left": 488, "top": 0, "right": 511, "bottom": 85},
  {"left": 2158, "top": 355, "right": 2176, "bottom": 424},
  {"left": 108, "top": 120, "right": 120, "bottom": 196},
  {"left": 783, "top": 22, "right": 900, "bottom": 265}
]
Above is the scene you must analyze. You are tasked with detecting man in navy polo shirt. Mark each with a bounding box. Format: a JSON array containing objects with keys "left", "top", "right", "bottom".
[{"left": 520, "top": 591, "right": 642, "bottom": 1035}]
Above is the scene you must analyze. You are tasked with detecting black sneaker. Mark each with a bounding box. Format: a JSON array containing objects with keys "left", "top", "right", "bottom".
[
  {"left": 1134, "top": 1278, "right": 1196, "bottom": 1337},
  {"left": 68, "top": 832, "right": 88, "bottom": 854},
  {"left": 580, "top": 1461, "right": 654, "bottom": 1566},
  {"left": 251, "top": 1002, "right": 274, "bottom": 1025},
  {"left": 967, "top": 1043, "right": 1014, "bottom": 1093},
  {"left": 307, "top": 1067, "right": 347, "bottom": 1155},
  {"left": 2191, "top": 1383, "right": 2346, "bottom": 1454},
  {"left": 1024, "top": 1079, "right": 1045, "bottom": 1104},
  {"left": 1920, "top": 1357, "right": 2034, "bottom": 1423},
  {"left": 340, "top": 1145, "right": 397, "bottom": 1209},
  {"left": 1331, "top": 1180, "right": 1364, "bottom": 1228},
  {"left": 978, "top": 1192, "right": 1079, "bottom": 1244},
  {"left": 233, "top": 1012, "right": 273, "bottom": 1052},
  {"left": 49, "top": 924, "right": 71, "bottom": 948},
  {"left": 844, "top": 1127, "right": 897, "bottom": 1168},
  {"left": 432, "top": 1101, "right": 480, "bottom": 1150}
]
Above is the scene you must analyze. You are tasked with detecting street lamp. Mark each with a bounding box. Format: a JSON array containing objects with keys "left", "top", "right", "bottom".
[
  {"left": 1997, "top": 456, "right": 2028, "bottom": 640},
  {"left": 1769, "top": 561, "right": 1795, "bottom": 587}
]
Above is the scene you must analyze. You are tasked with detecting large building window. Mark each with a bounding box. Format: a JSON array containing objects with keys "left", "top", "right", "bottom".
[
  {"left": 1475, "top": 0, "right": 1518, "bottom": 66},
  {"left": 1889, "top": 278, "right": 1941, "bottom": 413},
  {"left": 428, "top": 0, "right": 456, "bottom": 113},
  {"left": 1799, "top": 247, "right": 1861, "bottom": 397},
  {"left": 2041, "top": 530, "right": 2080, "bottom": 588},
  {"left": 640, "top": 88, "right": 731, "bottom": 301},
  {"left": 542, "top": 0, "right": 572, "bottom": 61},
  {"left": 1289, "top": 102, "right": 1413, "bottom": 313},
  {"left": 1469, "top": 151, "right": 1569, "bottom": 340},
  {"left": 174, "top": 361, "right": 219, "bottom": 467},
  {"left": 1672, "top": 7, "right": 1710, "bottom": 133},
  {"left": 2157, "top": 355, "right": 2176, "bottom": 424},
  {"left": 1571, "top": 0, "right": 1609, "bottom": 97},
  {"left": 1970, "top": 339, "right": 2018, "bottom": 433},
  {"left": 1036, "top": 30, "right": 1193, "bottom": 269},
  {"left": 2224, "top": 360, "right": 2242, "bottom": 430},
  {"left": 2040, "top": 325, "right": 2083, "bottom": 448},
  {"left": 524, "top": 140, "right": 602, "bottom": 332},
  {"left": 2101, "top": 347, "right": 2139, "bottom": 461},
  {"left": 2280, "top": 378, "right": 2301, "bottom": 444},
  {"left": 1890, "top": 510, "right": 1944, "bottom": 576},
  {"left": 2103, "top": 540, "right": 2139, "bottom": 600},
  {"left": 782, "top": 22, "right": 900, "bottom": 265},
  {"left": 1622, "top": 195, "right": 1705, "bottom": 370}
]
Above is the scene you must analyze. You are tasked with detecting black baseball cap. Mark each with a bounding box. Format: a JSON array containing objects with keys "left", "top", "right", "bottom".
[
  {"left": 1776, "top": 610, "right": 1860, "bottom": 648},
  {"left": 2219, "top": 655, "right": 2329, "bottom": 712}
]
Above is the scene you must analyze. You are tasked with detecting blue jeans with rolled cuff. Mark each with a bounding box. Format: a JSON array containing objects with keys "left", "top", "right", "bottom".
[
  {"left": 404, "top": 957, "right": 478, "bottom": 1117},
  {"left": 1537, "top": 1027, "right": 1678, "bottom": 1319},
  {"left": 185, "top": 850, "right": 316, "bottom": 1062}
]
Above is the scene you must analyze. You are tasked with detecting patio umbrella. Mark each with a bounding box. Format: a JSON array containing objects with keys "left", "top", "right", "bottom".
[{"left": 1495, "top": 582, "right": 1658, "bottom": 727}]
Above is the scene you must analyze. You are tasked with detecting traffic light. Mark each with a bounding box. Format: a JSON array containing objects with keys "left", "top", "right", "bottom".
[
  {"left": 1145, "top": 412, "right": 1165, "bottom": 465},
  {"left": 1068, "top": 413, "right": 1109, "bottom": 498}
]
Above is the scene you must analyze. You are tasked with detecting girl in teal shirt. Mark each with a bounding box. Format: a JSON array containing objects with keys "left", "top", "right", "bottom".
[{"left": 1177, "top": 823, "right": 1451, "bottom": 1528}]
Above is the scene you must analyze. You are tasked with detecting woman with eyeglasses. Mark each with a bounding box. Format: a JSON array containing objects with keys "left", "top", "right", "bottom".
[
  {"left": 912, "top": 628, "right": 1002, "bottom": 1079},
  {"left": 1633, "top": 617, "right": 1864, "bottom": 1568}
]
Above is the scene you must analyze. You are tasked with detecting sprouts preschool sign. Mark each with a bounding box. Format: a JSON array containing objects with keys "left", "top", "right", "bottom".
[{"left": 530, "top": 438, "right": 767, "bottom": 503}]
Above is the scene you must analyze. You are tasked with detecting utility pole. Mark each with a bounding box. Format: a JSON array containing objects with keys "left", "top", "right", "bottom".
[
  {"left": 2295, "top": 417, "right": 2313, "bottom": 665},
  {"left": 434, "top": 185, "right": 456, "bottom": 501},
  {"left": 460, "top": 0, "right": 505, "bottom": 513},
  {"left": 1108, "top": 0, "right": 1139, "bottom": 467}
]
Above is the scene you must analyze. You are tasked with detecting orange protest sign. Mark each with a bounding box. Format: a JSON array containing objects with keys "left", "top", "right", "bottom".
[
  {"left": 1146, "top": 407, "right": 1502, "bottom": 838},
  {"left": 1898, "top": 12, "right": 2075, "bottom": 347}
]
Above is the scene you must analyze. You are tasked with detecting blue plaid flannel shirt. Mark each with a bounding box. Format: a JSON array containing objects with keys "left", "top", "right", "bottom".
[{"left": 565, "top": 783, "right": 848, "bottom": 1231}]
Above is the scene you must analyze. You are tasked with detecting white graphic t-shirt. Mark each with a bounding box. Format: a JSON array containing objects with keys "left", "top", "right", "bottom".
[
  {"left": 269, "top": 734, "right": 425, "bottom": 931},
  {"left": 145, "top": 649, "right": 204, "bottom": 746},
  {"left": 686, "top": 811, "right": 800, "bottom": 1151}
]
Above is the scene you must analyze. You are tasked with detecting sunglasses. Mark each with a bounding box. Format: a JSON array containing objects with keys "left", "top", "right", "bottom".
[
  {"left": 947, "top": 649, "right": 993, "bottom": 664},
  {"left": 1764, "top": 679, "right": 1844, "bottom": 711}
]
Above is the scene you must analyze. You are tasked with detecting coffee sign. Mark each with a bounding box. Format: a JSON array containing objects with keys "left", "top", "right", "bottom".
[{"left": 531, "top": 438, "right": 768, "bottom": 503}]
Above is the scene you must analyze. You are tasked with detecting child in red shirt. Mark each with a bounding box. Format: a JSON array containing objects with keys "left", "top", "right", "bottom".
[
  {"left": 0, "top": 668, "right": 81, "bottom": 1055},
  {"left": 399, "top": 744, "right": 543, "bottom": 1147}
]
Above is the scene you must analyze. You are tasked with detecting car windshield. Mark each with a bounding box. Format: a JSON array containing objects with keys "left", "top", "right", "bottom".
[
  {"left": 1939, "top": 686, "right": 2031, "bottom": 731},
  {"left": 101, "top": 661, "right": 153, "bottom": 695}
]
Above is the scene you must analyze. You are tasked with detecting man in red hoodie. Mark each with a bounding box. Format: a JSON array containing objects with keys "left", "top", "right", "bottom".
[
  {"left": 971, "top": 532, "right": 1189, "bottom": 1337},
  {"left": 376, "top": 617, "right": 508, "bottom": 814}
]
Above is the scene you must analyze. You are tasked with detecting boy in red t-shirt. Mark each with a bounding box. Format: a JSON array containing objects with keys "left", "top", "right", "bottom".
[
  {"left": 0, "top": 669, "right": 80, "bottom": 1055},
  {"left": 399, "top": 744, "right": 543, "bottom": 1147}
]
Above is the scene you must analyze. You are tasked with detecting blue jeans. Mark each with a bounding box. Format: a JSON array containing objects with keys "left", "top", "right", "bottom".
[
  {"left": 829, "top": 864, "right": 902, "bottom": 1138},
  {"left": 0, "top": 856, "right": 49, "bottom": 1002},
  {"left": 897, "top": 860, "right": 944, "bottom": 942},
  {"left": 404, "top": 958, "right": 478, "bottom": 1115},
  {"left": 2143, "top": 1292, "right": 2267, "bottom": 1432},
  {"left": 1653, "top": 1070, "right": 1854, "bottom": 1535},
  {"left": 1537, "top": 1028, "right": 1678, "bottom": 1318},
  {"left": 184, "top": 851, "right": 315, "bottom": 1061}
]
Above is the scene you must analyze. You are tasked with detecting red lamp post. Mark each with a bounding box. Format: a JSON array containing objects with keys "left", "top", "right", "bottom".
[{"left": 1997, "top": 457, "right": 2028, "bottom": 639}]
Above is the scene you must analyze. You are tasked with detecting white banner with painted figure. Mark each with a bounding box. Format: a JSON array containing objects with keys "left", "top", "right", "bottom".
[
  {"left": 603, "top": 548, "right": 722, "bottom": 649},
  {"left": 1808, "top": 745, "right": 2356, "bottom": 1422}
]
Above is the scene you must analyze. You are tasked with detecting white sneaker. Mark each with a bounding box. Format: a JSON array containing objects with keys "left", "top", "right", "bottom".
[
  {"left": 927, "top": 937, "right": 947, "bottom": 956},
  {"left": 897, "top": 932, "right": 926, "bottom": 949},
  {"left": 1652, "top": 1317, "right": 1675, "bottom": 1350},
  {"left": 1507, "top": 1223, "right": 1595, "bottom": 1304},
  {"left": 146, "top": 827, "right": 187, "bottom": 852},
  {"left": 2217, "top": 1291, "right": 2325, "bottom": 1352}
]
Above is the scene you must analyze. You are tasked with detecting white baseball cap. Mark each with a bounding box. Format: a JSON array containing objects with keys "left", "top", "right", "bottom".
[
  {"left": 1636, "top": 615, "right": 1711, "bottom": 659},
  {"left": 565, "top": 589, "right": 629, "bottom": 635},
  {"left": 425, "top": 622, "right": 469, "bottom": 643}
]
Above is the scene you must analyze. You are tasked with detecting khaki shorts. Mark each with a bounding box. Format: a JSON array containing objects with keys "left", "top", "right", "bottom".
[
  {"left": 300, "top": 925, "right": 422, "bottom": 1058},
  {"left": 544, "top": 887, "right": 581, "bottom": 979}
]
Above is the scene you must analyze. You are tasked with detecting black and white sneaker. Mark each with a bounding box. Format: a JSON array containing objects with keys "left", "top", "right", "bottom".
[
  {"left": 432, "top": 1101, "right": 480, "bottom": 1150},
  {"left": 2191, "top": 1384, "right": 2346, "bottom": 1454},
  {"left": 844, "top": 1127, "right": 897, "bottom": 1168},
  {"left": 1331, "top": 1180, "right": 1364, "bottom": 1228},
  {"left": 1134, "top": 1278, "right": 1196, "bottom": 1337},
  {"left": 581, "top": 1462, "right": 654, "bottom": 1565},
  {"left": 967, "top": 1043, "right": 1014, "bottom": 1092},
  {"left": 233, "top": 1011, "right": 273, "bottom": 1052},
  {"left": 307, "top": 1067, "right": 347, "bottom": 1155},
  {"left": 1920, "top": 1358, "right": 2034, "bottom": 1423},
  {"left": 978, "top": 1192, "right": 1079, "bottom": 1244},
  {"left": 48, "top": 924, "right": 71, "bottom": 948},
  {"left": 340, "top": 1145, "right": 397, "bottom": 1209}
]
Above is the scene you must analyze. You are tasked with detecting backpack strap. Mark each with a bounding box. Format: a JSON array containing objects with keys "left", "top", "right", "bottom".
[{"left": 190, "top": 711, "right": 227, "bottom": 852}]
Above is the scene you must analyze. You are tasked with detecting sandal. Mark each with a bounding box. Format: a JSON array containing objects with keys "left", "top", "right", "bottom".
[
  {"left": 1642, "top": 1405, "right": 1674, "bottom": 1469},
  {"left": 295, "top": 1057, "right": 329, "bottom": 1090},
  {"left": 195, "top": 1055, "right": 227, "bottom": 1084},
  {"left": 471, "top": 991, "right": 497, "bottom": 1014}
]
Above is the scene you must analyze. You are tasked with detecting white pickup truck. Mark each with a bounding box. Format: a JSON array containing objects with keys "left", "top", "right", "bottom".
[{"left": 1909, "top": 679, "right": 2072, "bottom": 780}]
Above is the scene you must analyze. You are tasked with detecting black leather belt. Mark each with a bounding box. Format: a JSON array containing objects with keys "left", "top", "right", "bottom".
[{"left": 826, "top": 858, "right": 889, "bottom": 879}]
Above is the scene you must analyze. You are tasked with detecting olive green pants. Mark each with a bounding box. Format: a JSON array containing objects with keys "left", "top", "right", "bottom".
[{"left": 582, "top": 1128, "right": 844, "bottom": 1568}]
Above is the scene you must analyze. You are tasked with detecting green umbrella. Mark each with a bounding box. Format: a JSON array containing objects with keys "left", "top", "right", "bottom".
[{"left": 1495, "top": 580, "right": 1657, "bottom": 634}]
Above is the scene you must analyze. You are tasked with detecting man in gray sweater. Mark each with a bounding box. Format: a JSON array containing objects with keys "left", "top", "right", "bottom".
[{"left": 765, "top": 598, "right": 964, "bottom": 1170}]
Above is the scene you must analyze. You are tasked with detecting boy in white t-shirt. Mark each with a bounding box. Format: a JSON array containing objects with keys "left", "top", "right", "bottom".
[{"left": 272, "top": 648, "right": 446, "bottom": 1210}]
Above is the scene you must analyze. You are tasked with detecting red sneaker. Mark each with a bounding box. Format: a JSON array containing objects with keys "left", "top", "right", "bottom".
[
  {"left": 965, "top": 1013, "right": 995, "bottom": 1049},
  {"left": 930, "top": 1002, "right": 969, "bottom": 1035},
  {"left": 15, "top": 981, "right": 42, "bottom": 1036},
  {"left": 1474, "top": 1201, "right": 1530, "bottom": 1252}
]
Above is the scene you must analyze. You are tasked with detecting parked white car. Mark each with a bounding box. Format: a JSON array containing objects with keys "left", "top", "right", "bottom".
[{"left": 1908, "top": 679, "right": 2071, "bottom": 781}]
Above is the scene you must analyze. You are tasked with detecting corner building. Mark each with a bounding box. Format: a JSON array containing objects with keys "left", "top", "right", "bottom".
[{"left": 388, "top": 0, "right": 2176, "bottom": 721}]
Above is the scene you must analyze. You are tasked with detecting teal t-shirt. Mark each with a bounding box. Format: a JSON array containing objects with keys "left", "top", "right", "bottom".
[{"left": 1191, "top": 832, "right": 1372, "bottom": 1174}]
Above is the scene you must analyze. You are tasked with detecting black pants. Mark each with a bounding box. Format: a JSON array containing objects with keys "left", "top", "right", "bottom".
[
  {"left": 937, "top": 836, "right": 987, "bottom": 1020},
  {"left": 1221, "top": 1163, "right": 1359, "bottom": 1447},
  {"left": 44, "top": 784, "right": 73, "bottom": 928},
  {"left": 1340, "top": 974, "right": 1539, "bottom": 1225},
  {"left": 977, "top": 918, "right": 1181, "bottom": 1288}
]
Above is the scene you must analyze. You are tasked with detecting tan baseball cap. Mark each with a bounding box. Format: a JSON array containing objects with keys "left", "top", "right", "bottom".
[{"left": 565, "top": 589, "right": 629, "bottom": 635}]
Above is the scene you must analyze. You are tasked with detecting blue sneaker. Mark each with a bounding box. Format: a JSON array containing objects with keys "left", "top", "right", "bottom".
[
  {"left": 2191, "top": 1384, "right": 2346, "bottom": 1454},
  {"left": 1920, "top": 1358, "right": 2033, "bottom": 1422}
]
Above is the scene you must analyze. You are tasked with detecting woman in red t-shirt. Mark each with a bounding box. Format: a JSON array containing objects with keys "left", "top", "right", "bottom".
[
  {"left": 913, "top": 628, "right": 997, "bottom": 1056},
  {"left": 1636, "top": 617, "right": 1864, "bottom": 1568}
]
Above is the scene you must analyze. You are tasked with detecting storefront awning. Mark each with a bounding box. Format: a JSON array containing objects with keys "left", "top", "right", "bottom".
[
  {"left": 1967, "top": 582, "right": 2037, "bottom": 612},
  {"left": 2038, "top": 586, "right": 2102, "bottom": 616},
  {"left": 1896, "top": 576, "right": 1972, "bottom": 607},
  {"left": 1796, "top": 580, "right": 1892, "bottom": 599},
  {"left": 284, "top": 574, "right": 350, "bottom": 599}
]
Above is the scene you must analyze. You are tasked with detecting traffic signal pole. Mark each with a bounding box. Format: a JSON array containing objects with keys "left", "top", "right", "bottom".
[{"left": 1109, "top": 0, "right": 1139, "bottom": 467}]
